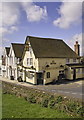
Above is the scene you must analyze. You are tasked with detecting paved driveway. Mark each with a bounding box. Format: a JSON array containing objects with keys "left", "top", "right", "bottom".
[{"left": 0, "top": 76, "right": 84, "bottom": 101}]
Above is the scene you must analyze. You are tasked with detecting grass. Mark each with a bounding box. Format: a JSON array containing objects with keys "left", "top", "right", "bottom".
[{"left": 2, "top": 93, "right": 74, "bottom": 118}]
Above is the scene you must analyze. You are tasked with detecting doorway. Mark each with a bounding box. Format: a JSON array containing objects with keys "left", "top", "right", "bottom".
[
  {"left": 73, "top": 69, "right": 76, "bottom": 80},
  {"left": 37, "top": 73, "right": 43, "bottom": 85}
]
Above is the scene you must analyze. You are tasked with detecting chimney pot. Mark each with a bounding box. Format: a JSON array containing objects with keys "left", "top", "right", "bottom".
[
  {"left": 76, "top": 41, "right": 78, "bottom": 44},
  {"left": 74, "top": 41, "right": 80, "bottom": 56}
]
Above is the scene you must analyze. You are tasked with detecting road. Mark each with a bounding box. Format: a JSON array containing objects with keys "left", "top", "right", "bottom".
[
  {"left": 34, "top": 83, "right": 83, "bottom": 100},
  {"left": 0, "top": 76, "right": 84, "bottom": 101}
]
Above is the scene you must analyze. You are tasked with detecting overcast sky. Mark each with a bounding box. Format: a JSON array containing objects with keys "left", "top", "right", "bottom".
[{"left": 0, "top": 1, "right": 83, "bottom": 57}]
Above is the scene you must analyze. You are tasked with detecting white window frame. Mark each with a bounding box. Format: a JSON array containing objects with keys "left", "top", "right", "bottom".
[
  {"left": 27, "top": 58, "right": 33, "bottom": 66},
  {"left": 27, "top": 58, "right": 30, "bottom": 66}
]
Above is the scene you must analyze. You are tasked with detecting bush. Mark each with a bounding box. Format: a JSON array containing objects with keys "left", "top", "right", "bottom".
[
  {"left": 28, "top": 95, "right": 36, "bottom": 103},
  {"left": 56, "top": 96, "right": 63, "bottom": 103},
  {"left": 67, "top": 102, "right": 77, "bottom": 112},
  {"left": 49, "top": 95, "right": 54, "bottom": 100},
  {"left": 77, "top": 106, "right": 84, "bottom": 117},
  {"left": 48, "top": 100, "right": 55, "bottom": 108},
  {"left": 41, "top": 98, "right": 49, "bottom": 107}
]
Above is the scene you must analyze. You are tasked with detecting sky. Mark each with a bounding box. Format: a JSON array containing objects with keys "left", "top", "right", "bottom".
[{"left": 0, "top": 1, "right": 83, "bottom": 57}]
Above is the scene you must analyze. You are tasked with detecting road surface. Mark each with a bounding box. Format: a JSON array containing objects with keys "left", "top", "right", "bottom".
[{"left": 0, "top": 76, "right": 84, "bottom": 101}]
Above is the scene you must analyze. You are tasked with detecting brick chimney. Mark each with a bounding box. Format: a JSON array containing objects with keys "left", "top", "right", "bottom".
[{"left": 74, "top": 41, "right": 80, "bottom": 56}]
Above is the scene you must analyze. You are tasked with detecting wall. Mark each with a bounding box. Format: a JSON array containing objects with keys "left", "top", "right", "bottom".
[
  {"left": 8, "top": 45, "right": 17, "bottom": 80},
  {"left": 38, "top": 58, "right": 66, "bottom": 84},
  {"left": 23, "top": 50, "right": 38, "bottom": 71},
  {"left": 21, "top": 45, "right": 39, "bottom": 84}
]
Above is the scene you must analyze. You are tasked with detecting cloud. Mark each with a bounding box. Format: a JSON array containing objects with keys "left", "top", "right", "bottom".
[
  {"left": 53, "top": 2, "right": 82, "bottom": 29},
  {"left": 2, "top": 38, "right": 10, "bottom": 43},
  {"left": 0, "top": 2, "right": 47, "bottom": 37},
  {"left": 21, "top": 2, "right": 47, "bottom": 22},
  {"left": 2, "top": 2, "right": 20, "bottom": 27},
  {"left": 0, "top": 26, "right": 18, "bottom": 35},
  {"left": 0, "top": 2, "right": 20, "bottom": 38},
  {"left": 0, "top": 46, "right": 3, "bottom": 58},
  {"left": 68, "top": 33, "right": 83, "bottom": 56}
]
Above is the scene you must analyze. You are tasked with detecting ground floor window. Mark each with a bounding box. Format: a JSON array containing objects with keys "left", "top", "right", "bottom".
[
  {"left": 46, "top": 72, "right": 50, "bottom": 78},
  {"left": 26, "top": 71, "right": 33, "bottom": 79}
]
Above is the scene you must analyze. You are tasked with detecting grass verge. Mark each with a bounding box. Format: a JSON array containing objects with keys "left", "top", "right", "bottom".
[{"left": 2, "top": 93, "right": 75, "bottom": 118}]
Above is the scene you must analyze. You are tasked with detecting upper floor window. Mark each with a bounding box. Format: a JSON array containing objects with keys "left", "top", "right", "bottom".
[
  {"left": 30, "top": 58, "right": 33, "bottom": 65},
  {"left": 46, "top": 72, "right": 50, "bottom": 78},
  {"left": 66, "top": 58, "right": 69, "bottom": 63},
  {"left": 27, "top": 58, "right": 30, "bottom": 66},
  {"left": 27, "top": 58, "right": 33, "bottom": 66}
]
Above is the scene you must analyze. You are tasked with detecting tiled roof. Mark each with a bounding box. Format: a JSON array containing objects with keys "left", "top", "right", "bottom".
[
  {"left": 5, "top": 47, "right": 10, "bottom": 56},
  {"left": 26, "top": 36, "right": 78, "bottom": 58},
  {"left": 12, "top": 43, "right": 25, "bottom": 58}
]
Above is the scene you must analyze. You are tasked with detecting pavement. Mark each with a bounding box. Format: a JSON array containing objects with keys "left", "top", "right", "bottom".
[{"left": 0, "top": 76, "right": 84, "bottom": 101}]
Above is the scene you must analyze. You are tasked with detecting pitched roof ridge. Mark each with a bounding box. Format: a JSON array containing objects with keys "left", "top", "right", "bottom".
[
  {"left": 5, "top": 47, "right": 10, "bottom": 49},
  {"left": 11, "top": 43, "right": 24, "bottom": 45},
  {"left": 28, "top": 36, "right": 63, "bottom": 41}
]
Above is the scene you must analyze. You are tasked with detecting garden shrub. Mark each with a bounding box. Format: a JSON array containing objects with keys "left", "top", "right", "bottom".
[
  {"left": 54, "top": 103, "right": 62, "bottom": 111},
  {"left": 27, "top": 95, "right": 36, "bottom": 103},
  {"left": 56, "top": 96, "right": 63, "bottom": 103},
  {"left": 41, "top": 98, "right": 49, "bottom": 107},
  {"left": 48, "top": 100, "right": 55, "bottom": 108},
  {"left": 76, "top": 106, "right": 84, "bottom": 117},
  {"left": 67, "top": 101, "right": 77, "bottom": 112},
  {"left": 49, "top": 95, "right": 54, "bottom": 100}
]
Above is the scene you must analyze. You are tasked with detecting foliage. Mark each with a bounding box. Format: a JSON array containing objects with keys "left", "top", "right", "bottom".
[
  {"left": 41, "top": 98, "right": 49, "bottom": 107},
  {"left": 67, "top": 101, "right": 78, "bottom": 113},
  {"left": 48, "top": 100, "right": 56, "bottom": 108},
  {"left": 56, "top": 96, "right": 63, "bottom": 103},
  {"left": 76, "top": 106, "right": 84, "bottom": 117},
  {"left": 28, "top": 95, "right": 36, "bottom": 103}
]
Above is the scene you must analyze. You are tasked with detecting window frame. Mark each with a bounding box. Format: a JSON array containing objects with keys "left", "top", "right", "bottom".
[{"left": 46, "top": 72, "right": 50, "bottom": 78}]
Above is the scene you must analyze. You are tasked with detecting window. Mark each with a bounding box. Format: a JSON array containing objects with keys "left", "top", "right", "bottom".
[
  {"left": 27, "top": 58, "right": 33, "bottom": 66},
  {"left": 73, "top": 59, "right": 76, "bottom": 63},
  {"left": 27, "top": 58, "right": 30, "bottom": 65},
  {"left": 26, "top": 71, "right": 33, "bottom": 79},
  {"left": 30, "top": 58, "right": 33, "bottom": 65},
  {"left": 46, "top": 72, "right": 50, "bottom": 78},
  {"left": 66, "top": 58, "right": 69, "bottom": 63}
]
